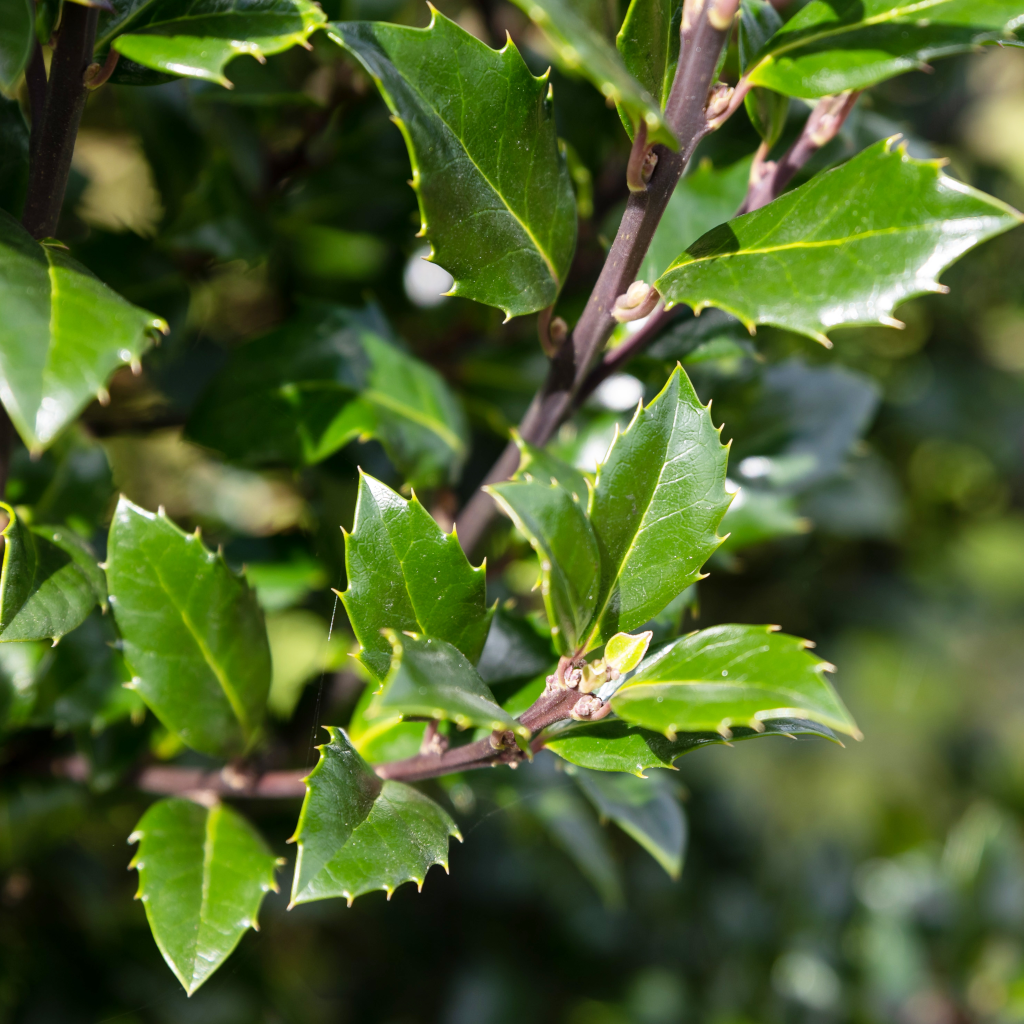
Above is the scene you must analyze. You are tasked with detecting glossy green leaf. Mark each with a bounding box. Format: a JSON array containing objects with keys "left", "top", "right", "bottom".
[
  {"left": 512, "top": 432, "right": 592, "bottom": 504},
  {"left": 639, "top": 156, "right": 752, "bottom": 288},
  {"left": 0, "top": 211, "right": 166, "bottom": 452},
  {"left": 656, "top": 139, "right": 1024, "bottom": 344},
  {"left": 348, "top": 685, "right": 426, "bottom": 764},
  {"left": 745, "top": 0, "right": 1024, "bottom": 98},
  {"left": 341, "top": 473, "right": 490, "bottom": 681},
  {"left": 530, "top": 774, "right": 623, "bottom": 906},
  {"left": 616, "top": 0, "right": 682, "bottom": 109},
  {"left": 744, "top": 86, "right": 789, "bottom": 148},
  {"left": 0, "top": 504, "right": 106, "bottom": 644},
  {"left": 611, "top": 623, "right": 860, "bottom": 738},
  {"left": 511, "top": 0, "right": 674, "bottom": 148},
  {"left": 605, "top": 631, "right": 653, "bottom": 676},
  {"left": 106, "top": 498, "right": 271, "bottom": 758},
  {"left": 543, "top": 716, "right": 841, "bottom": 775},
  {"left": 290, "top": 727, "right": 460, "bottom": 906},
  {"left": 370, "top": 632, "right": 527, "bottom": 737},
  {"left": 583, "top": 367, "right": 730, "bottom": 651},
  {"left": 187, "top": 305, "right": 468, "bottom": 488},
  {"left": 102, "top": 0, "right": 326, "bottom": 88},
  {"left": 328, "top": 12, "right": 576, "bottom": 319},
  {"left": 487, "top": 478, "right": 599, "bottom": 656},
  {"left": 0, "top": 0, "right": 33, "bottom": 92},
  {"left": 129, "top": 798, "right": 279, "bottom": 995},
  {"left": 738, "top": 0, "right": 789, "bottom": 146},
  {"left": 573, "top": 766, "right": 685, "bottom": 878},
  {"left": 476, "top": 607, "right": 557, "bottom": 690}
]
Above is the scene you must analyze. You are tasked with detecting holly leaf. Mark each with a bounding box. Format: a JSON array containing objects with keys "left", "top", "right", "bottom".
[
  {"left": 639, "top": 155, "right": 753, "bottom": 286},
  {"left": 187, "top": 305, "right": 468, "bottom": 489},
  {"left": 0, "top": 211, "right": 166, "bottom": 453},
  {"left": 341, "top": 473, "right": 490, "bottom": 681},
  {"left": 745, "top": 0, "right": 1024, "bottom": 98},
  {"left": 0, "top": 0, "right": 33, "bottom": 93},
  {"left": 476, "top": 607, "right": 557, "bottom": 690},
  {"left": 583, "top": 367, "right": 731, "bottom": 651},
  {"left": 611, "top": 623, "right": 860, "bottom": 738},
  {"left": 616, "top": 0, "right": 682, "bottom": 109},
  {"left": 486, "top": 478, "right": 599, "bottom": 656},
  {"left": 328, "top": 11, "right": 577, "bottom": 319},
  {"left": 572, "top": 766, "right": 686, "bottom": 878},
  {"left": 656, "top": 139, "right": 1024, "bottom": 344},
  {"left": 106, "top": 498, "right": 271, "bottom": 758},
  {"left": 289, "top": 727, "right": 461, "bottom": 906},
  {"left": 542, "top": 716, "right": 841, "bottom": 776},
  {"left": 370, "top": 632, "right": 527, "bottom": 738},
  {"left": 129, "top": 799, "right": 279, "bottom": 996},
  {"left": 0, "top": 503, "right": 107, "bottom": 644},
  {"left": 511, "top": 0, "right": 673, "bottom": 149},
  {"left": 100, "top": 0, "right": 327, "bottom": 88},
  {"left": 348, "top": 685, "right": 426, "bottom": 764},
  {"left": 512, "top": 433, "right": 592, "bottom": 504}
]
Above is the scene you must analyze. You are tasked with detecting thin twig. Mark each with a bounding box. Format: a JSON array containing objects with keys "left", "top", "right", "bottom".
[{"left": 455, "top": 0, "right": 740, "bottom": 552}]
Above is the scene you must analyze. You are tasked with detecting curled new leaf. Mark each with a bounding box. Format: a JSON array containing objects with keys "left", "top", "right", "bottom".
[
  {"left": 328, "top": 11, "right": 577, "bottom": 319},
  {"left": 129, "top": 799, "right": 279, "bottom": 995},
  {"left": 656, "top": 139, "right": 1024, "bottom": 344},
  {"left": 611, "top": 623, "right": 860, "bottom": 739},
  {"left": 105, "top": 498, "right": 271, "bottom": 758},
  {"left": 0, "top": 504, "right": 106, "bottom": 644},
  {"left": 289, "top": 727, "right": 461, "bottom": 906}
]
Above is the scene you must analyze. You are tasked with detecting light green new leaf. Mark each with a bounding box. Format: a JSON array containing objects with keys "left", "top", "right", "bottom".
[
  {"left": 584, "top": 367, "right": 731, "bottom": 651},
  {"left": 106, "top": 498, "right": 271, "bottom": 758},
  {"left": 573, "top": 766, "right": 686, "bottom": 878},
  {"left": 745, "top": 0, "right": 1024, "bottom": 99},
  {"left": 511, "top": 0, "right": 674, "bottom": 148},
  {"left": 616, "top": 0, "right": 682, "bottom": 109},
  {"left": 341, "top": 473, "right": 490, "bottom": 681},
  {"left": 101, "top": 0, "right": 326, "bottom": 88},
  {"left": 611, "top": 623, "right": 860, "bottom": 738},
  {"left": 0, "top": 211, "right": 166, "bottom": 453},
  {"left": 639, "top": 156, "right": 753, "bottom": 286},
  {"left": 0, "top": 0, "right": 33, "bottom": 92},
  {"left": 187, "top": 305, "right": 468, "bottom": 488},
  {"left": 370, "top": 632, "right": 527, "bottom": 737},
  {"left": 487, "top": 478, "right": 599, "bottom": 656},
  {"left": 328, "top": 12, "right": 576, "bottom": 319},
  {"left": 0, "top": 504, "right": 106, "bottom": 644},
  {"left": 129, "top": 799, "right": 279, "bottom": 996},
  {"left": 544, "top": 715, "right": 842, "bottom": 775},
  {"left": 290, "top": 727, "right": 461, "bottom": 906},
  {"left": 512, "top": 433, "right": 592, "bottom": 504},
  {"left": 656, "top": 139, "right": 1024, "bottom": 344}
]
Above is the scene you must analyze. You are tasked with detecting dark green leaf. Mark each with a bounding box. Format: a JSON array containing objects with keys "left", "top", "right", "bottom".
[
  {"left": 348, "top": 685, "right": 426, "bottom": 764},
  {"left": 639, "top": 156, "right": 752, "bottom": 289},
  {"left": 106, "top": 498, "right": 270, "bottom": 758},
  {"left": 511, "top": 0, "right": 673, "bottom": 149},
  {"left": 616, "top": 0, "right": 682, "bottom": 109},
  {"left": 0, "top": 0, "right": 33, "bottom": 92},
  {"left": 0, "top": 504, "right": 106, "bottom": 644},
  {"left": 476, "top": 606, "right": 557, "bottom": 689},
  {"left": 341, "top": 473, "right": 490, "bottom": 681},
  {"left": 746, "top": 1, "right": 1024, "bottom": 98},
  {"left": 573, "top": 766, "right": 686, "bottom": 878},
  {"left": 656, "top": 139, "right": 1024, "bottom": 344},
  {"left": 129, "top": 798, "right": 279, "bottom": 995},
  {"left": 512, "top": 432, "right": 592, "bottom": 503},
  {"left": 0, "top": 95, "right": 29, "bottom": 218},
  {"left": 0, "top": 211, "right": 166, "bottom": 452},
  {"left": 289, "top": 727, "right": 460, "bottom": 906},
  {"left": 583, "top": 367, "right": 730, "bottom": 650},
  {"left": 647, "top": 308, "right": 750, "bottom": 362},
  {"left": 187, "top": 305, "right": 468, "bottom": 488},
  {"left": 328, "top": 12, "right": 577, "bottom": 318},
  {"left": 611, "top": 623, "right": 860, "bottom": 738},
  {"left": 369, "top": 632, "right": 527, "bottom": 737},
  {"left": 543, "top": 716, "right": 841, "bottom": 775},
  {"left": 101, "top": 0, "right": 326, "bottom": 87},
  {"left": 487, "top": 478, "right": 599, "bottom": 655},
  {"left": 744, "top": 87, "right": 789, "bottom": 148}
]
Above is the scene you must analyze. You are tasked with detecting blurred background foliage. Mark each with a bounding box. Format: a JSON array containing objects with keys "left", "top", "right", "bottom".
[{"left": 3, "top": 0, "right": 1024, "bottom": 1022}]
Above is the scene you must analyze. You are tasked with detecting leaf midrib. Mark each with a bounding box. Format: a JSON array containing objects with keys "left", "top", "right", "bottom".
[
  {"left": 750, "top": 0, "right": 1001, "bottom": 75},
  {"left": 362, "top": 387, "right": 464, "bottom": 454},
  {"left": 190, "top": 803, "right": 221, "bottom": 992}
]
